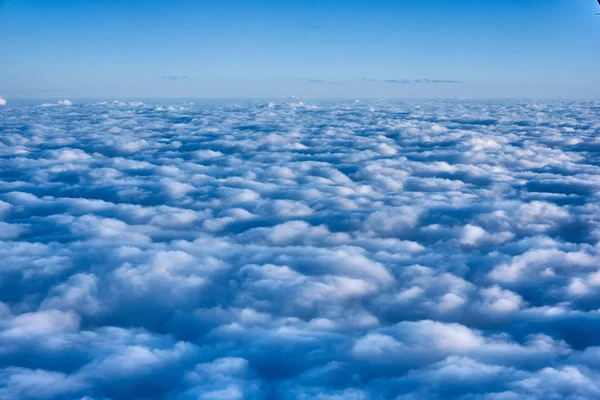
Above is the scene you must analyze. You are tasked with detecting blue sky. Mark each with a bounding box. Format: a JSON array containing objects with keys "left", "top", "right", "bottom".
[{"left": 1, "top": 0, "right": 599, "bottom": 99}]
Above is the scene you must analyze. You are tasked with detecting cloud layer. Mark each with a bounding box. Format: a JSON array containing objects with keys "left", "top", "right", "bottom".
[
  {"left": 365, "top": 79, "right": 462, "bottom": 84},
  {"left": 0, "top": 99, "right": 599, "bottom": 399}
]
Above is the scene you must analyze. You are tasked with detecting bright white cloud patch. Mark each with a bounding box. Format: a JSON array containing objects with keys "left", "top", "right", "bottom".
[
  {"left": 40, "top": 99, "right": 73, "bottom": 107},
  {"left": 0, "top": 99, "right": 599, "bottom": 399}
]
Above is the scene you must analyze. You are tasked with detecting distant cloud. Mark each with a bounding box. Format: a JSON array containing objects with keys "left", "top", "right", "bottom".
[
  {"left": 0, "top": 96, "right": 6, "bottom": 106},
  {"left": 282, "top": 78, "right": 327, "bottom": 84},
  {"left": 419, "top": 78, "right": 462, "bottom": 83},
  {"left": 381, "top": 79, "right": 413, "bottom": 84},
  {"left": 366, "top": 78, "right": 462, "bottom": 84},
  {"left": 158, "top": 75, "right": 189, "bottom": 81},
  {"left": 40, "top": 99, "right": 72, "bottom": 107}
]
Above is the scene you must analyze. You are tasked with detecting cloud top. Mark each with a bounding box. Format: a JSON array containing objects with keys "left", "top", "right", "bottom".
[{"left": 0, "top": 99, "right": 599, "bottom": 399}]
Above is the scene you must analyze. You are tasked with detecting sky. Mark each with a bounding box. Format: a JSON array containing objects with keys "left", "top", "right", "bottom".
[{"left": 0, "top": 0, "right": 599, "bottom": 99}]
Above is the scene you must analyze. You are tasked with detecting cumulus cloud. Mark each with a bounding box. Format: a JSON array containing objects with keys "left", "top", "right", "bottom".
[
  {"left": 0, "top": 99, "right": 599, "bottom": 399},
  {"left": 0, "top": 96, "right": 6, "bottom": 106},
  {"left": 40, "top": 99, "right": 72, "bottom": 107}
]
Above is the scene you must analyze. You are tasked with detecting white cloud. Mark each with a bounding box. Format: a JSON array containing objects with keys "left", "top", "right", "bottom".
[
  {"left": 40, "top": 99, "right": 73, "bottom": 107},
  {"left": 0, "top": 99, "right": 599, "bottom": 399},
  {"left": 1, "top": 310, "right": 80, "bottom": 338}
]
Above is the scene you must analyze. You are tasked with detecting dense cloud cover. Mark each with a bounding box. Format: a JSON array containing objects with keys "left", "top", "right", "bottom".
[{"left": 0, "top": 99, "right": 600, "bottom": 399}]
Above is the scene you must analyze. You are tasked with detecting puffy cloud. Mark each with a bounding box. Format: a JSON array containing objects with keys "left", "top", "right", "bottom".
[
  {"left": 0, "top": 368, "right": 88, "bottom": 400},
  {"left": 1, "top": 310, "right": 80, "bottom": 339},
  {"left": 40, "top": 99, "right": 72, "bottom": 107},
  {"left": 0, "top": 99, "right": 599, "bottom": 399},
  {"left": 0, "top": 96, "right": 6, "bottom": 106},
  {"left": 0, "top": 221, "right": 28, "bottom": 239},
  {"left": 460, "top": 224, "right": 513, "bottom": 247}
]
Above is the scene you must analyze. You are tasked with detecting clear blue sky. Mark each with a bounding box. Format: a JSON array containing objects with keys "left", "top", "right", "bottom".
[{"left": 1, "top": 0, "right": 599, "bottom": 99}]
